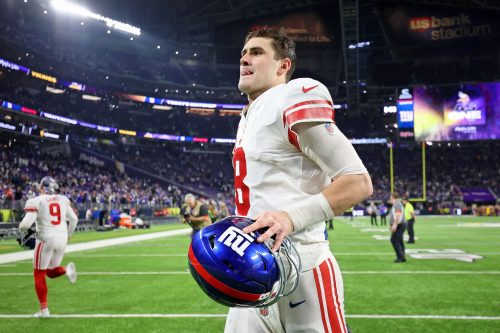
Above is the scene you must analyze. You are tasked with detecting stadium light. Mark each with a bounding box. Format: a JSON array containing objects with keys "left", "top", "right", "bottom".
[{"left": 51, "top": 0, "right": 141, "bottom": 36}]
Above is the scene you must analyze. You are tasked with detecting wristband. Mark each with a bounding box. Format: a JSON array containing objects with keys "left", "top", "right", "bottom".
[{"left": 284, "top": 193, "right": 334, "bottom": 232}]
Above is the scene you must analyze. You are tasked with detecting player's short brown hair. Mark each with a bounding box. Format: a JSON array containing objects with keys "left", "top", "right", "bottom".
[
  {"left": 391, "top": 192, "right": 400, "bottom": 199},
  {"left": 244, "top": 27, "right": 296, "bottom": 82}
]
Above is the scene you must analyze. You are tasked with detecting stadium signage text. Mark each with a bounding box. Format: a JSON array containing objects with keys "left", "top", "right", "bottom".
[
  {"left": 409, "top": 14, "right": 491, "bottom": 41},
  {"left": 31, "top": 71, "right": 57, "bottom": 83},
  {"left": 79, "top": 153, "right": 105, "bottom": 167}
]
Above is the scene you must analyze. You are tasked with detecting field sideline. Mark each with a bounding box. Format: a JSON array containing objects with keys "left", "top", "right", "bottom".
[{"left": 0, "top": 216, "right": 499, "bottom": 333}]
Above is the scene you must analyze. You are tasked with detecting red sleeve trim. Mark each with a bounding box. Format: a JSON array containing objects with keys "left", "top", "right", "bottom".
[
  {"left": 285, "top": 107, "right": 335, "bottom": 127},
  {"left": 287, "top": 128, "right": 300, "bottom": 150},
  {"left": 24, "top": 208, "right": 38, "bottom": 212},
  {"left": 283, "top": 100, "right": 333, "bottom": 113}
]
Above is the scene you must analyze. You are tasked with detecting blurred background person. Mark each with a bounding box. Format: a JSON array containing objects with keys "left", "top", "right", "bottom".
[
  {"left": 379, "top": 201, "right": 388, "bottom": 226},
  {"left": 403, "top": 197, "right": 416, "bottom": 244},
  {"left": 182, "top": 193, "right": 211, "bottom": 238},
  {"left": 368, "top": 201, "right": 378, "bottom": 226},
  {"left": 389, "top": 192, "right": 407, "bottom": 263}
]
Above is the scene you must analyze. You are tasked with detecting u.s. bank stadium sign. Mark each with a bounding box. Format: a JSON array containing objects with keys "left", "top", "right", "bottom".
[{"left": 409, "top": 14, "right": 491, "bottom": 41}]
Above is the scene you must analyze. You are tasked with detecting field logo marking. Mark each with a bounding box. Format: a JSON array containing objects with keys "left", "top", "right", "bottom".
[
  {"left": 372, "top": 235, "right": 418, "bottom": 241},
  {"left": 406, "top": 249, "right": 483, "bottom": 263}
]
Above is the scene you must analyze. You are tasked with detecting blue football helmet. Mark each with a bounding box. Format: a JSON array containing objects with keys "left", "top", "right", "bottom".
[
  {"left": 188, "top": 216, "right": 301, "bottom": 308},
  {"left": 40, "top": 176, "right": 59, "bottom": 194},
  {"left": 16, "top": 228, "right": 36, "bottom": 250}
]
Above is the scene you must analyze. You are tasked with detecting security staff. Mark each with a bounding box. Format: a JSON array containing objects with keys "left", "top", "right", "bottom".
[
  {"left": 389, "top": 192, "right": 407, "bottom": 263},
  {"left": 402, "top": 197, "right": 416, "bottom": 244}
]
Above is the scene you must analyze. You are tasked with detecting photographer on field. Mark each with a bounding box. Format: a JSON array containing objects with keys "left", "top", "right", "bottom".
[{"left": 181, "top": 193, "right": 211, "bottom": 238}]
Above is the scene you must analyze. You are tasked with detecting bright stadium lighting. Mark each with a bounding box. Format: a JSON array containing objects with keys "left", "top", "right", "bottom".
[
  {"left": 175, "top": 51, "right": 179, "bottom": 55},
  {"left": 44, "top": 10, "right": 48, "bottom": 14},
  {"left": 156, "top": 45, "right": 161, "bottom": 49},
  {"left": 107, "top": 29, "right": 111, "bottom": 34},
  {"left": 51, "top": 0, "right": 141, "bottom": 36},
  {"left": 51, "top": 0, "right": 95, "bottom": 17}
]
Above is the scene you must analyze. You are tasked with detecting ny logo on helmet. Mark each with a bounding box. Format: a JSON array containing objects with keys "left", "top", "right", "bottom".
[{"left": 218, "top": 226, "right": 254, "bottom": 256}]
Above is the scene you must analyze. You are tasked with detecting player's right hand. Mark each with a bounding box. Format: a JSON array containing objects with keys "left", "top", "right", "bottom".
[{"left": 243, "top": 211, "right": 293, "bottom": 252}]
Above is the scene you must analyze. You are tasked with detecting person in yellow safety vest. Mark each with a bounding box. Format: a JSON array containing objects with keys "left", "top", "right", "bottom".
[{"left": 402, "top": 197, "right": 416, "bottom": 244}]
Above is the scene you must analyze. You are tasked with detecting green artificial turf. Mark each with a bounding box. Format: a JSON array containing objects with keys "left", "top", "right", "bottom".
[{"left": 0, "top": 216, "right": 499, "bottom": 333}]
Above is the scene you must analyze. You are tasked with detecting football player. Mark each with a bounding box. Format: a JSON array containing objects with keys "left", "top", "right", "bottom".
[
  {"left": 225, "top": 28, "right": 373, "bottom": 332},
  {"left": 18, "top": 176, "right": 79, "bottom": 318}
]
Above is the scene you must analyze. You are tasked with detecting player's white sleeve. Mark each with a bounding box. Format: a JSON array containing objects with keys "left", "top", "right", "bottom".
[
  {"left": 18, "top": 198, "right": 38, "bottom": 231},
  {"left": 282, "top": 79, "right": 336, "bottom": 150},
  {"left": 282, "top": 79, "right": 335, "bottom": 128},
  {"left": 296, "top": 122, "right": 368, "bottom": 179},
  {"left": 65, "top": 197, "right": 78, "bottom": 237}
]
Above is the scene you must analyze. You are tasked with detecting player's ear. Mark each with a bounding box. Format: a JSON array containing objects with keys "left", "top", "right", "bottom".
[{"left": 277, "top": 58, "right": 291, "bottom": 76}]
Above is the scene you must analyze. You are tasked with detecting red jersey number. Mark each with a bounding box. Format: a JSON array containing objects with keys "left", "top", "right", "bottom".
[
  {"left": 49, "top": 202, "right": 61, "bottom": 225},
  {"left": 233, "top": 147, "right": 250, "bottom": 216}
]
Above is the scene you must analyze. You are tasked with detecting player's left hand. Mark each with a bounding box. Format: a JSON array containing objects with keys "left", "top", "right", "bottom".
[
  {"left": 243, "top": 211, "right": 293, "bottom": 252},
  {"left": 390, "top": 224, "right": 397, "bottom": 233}
]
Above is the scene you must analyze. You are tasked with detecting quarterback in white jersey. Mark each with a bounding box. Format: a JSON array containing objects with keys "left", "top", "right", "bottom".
[
  {"left": 18, "top": 176, "right": 78, "bottom": 318},
  {"left": 224, "top": 29, "right": 372, "bottom": 333}
]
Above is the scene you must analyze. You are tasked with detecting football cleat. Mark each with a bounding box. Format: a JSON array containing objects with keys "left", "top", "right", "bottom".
[
  {"left": 33, "top": 308, "right": 50, "bottom": 318},
  {"left": 66, "top": 262, "right": 77, "bottom": 284},
  {"left": 188, "top": 216, "right": 301, "bottom": 308}
]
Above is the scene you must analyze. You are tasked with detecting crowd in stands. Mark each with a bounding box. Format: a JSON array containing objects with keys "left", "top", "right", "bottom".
[
  {"left": 0, "top": 143, "right": 187, "bottom": 220},
  {"left": 1, "top": 136, "right": 499, "bottom": 223},
  {"left": 0, "top": 71, "right": 242, "bottom": 139},
  {"left": 0, "top": 69, "right": 388, "bottom": 140}
]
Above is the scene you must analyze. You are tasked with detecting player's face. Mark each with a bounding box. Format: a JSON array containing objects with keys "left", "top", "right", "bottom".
[{"left": 239, "top": 37, "right": 285, "bottom": 101}]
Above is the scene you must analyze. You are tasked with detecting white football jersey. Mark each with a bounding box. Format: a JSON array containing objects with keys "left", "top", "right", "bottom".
[
  {"left": 21, "top": 194, "right": 78, "bottom": 238},
  {"left": 233, "top": 78, "right": 357, "bottom": 244}
]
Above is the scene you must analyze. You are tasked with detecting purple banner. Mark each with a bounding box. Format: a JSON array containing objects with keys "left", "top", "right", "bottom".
[{"left": 460, "top": 187, "right": 496, "bottom": 203}]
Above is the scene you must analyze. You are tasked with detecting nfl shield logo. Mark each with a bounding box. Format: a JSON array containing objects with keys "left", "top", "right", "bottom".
[
  {"left": 259, "top": 307, "right": 269, "bottom": 317},
  {"left": 324, "top": 123, "right": 334, "bottom": 135}
]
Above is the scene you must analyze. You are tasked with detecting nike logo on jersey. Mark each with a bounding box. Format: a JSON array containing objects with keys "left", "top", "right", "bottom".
[
  {"left": 302, "top": 85, "right": 318, "bottom": 93},
  {"left": 289, "top": 300, "right": 306, "bottom": 308}
]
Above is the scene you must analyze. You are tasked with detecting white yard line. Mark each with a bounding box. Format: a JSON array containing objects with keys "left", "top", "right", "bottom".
[
  {"left": 1, "top": 270, "right": 500, "bottom": 277},
  {"left": 0, "top": 228, "right": 191, "bottom": 265},
  {"left": 0, "top": 313, "right": 498, "bottom": 320}
]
